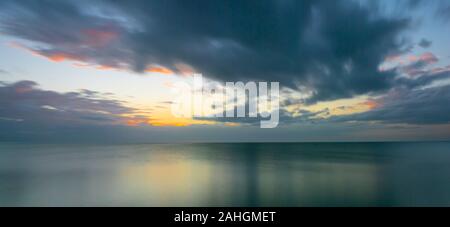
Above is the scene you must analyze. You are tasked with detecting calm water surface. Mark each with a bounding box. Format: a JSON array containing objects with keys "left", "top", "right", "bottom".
[{"left": 1, "top": 142, "right": 450, "bottom": 206}]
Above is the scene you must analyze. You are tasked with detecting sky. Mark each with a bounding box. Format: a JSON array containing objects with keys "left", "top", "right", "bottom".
[{"left": 0, "top": 0, "right": 449, "bottom": 143}]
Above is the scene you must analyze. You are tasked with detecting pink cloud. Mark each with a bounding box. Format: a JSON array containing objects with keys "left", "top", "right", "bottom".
[
  {"left": 82, "top": 28, "right": 119, "bottom": 47},
  {"left": 417, "top": 52, "right": 439, "bottom": 64}
]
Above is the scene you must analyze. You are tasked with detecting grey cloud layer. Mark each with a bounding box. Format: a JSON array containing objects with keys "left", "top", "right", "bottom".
[
  {"left": 0, "top": 80, "right": 134, "bottom": 127},
  {"left": 333, "top": 82, "right": 450, "bottom": 125}
]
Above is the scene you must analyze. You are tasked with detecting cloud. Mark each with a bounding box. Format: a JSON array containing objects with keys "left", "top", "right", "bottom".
[
  {"left": 418, "top": 39, "right": 432, "bottom": 48},
  {"left": 438, "top": 5, "right": 450, "bottom": 22},
  {"left": 274, "top": 69, "right": 450, "bottom": 125},
  {"left": 401, "top": 52, "right": 439, "bottom": 77},
  {"left": 0, "top": 0, "right": 419, "bottom": 103},
  {"left": 1, "top": 0, "right": 449, "bottom": 135},
  {"left": 0, "top": 80, "right": 136, "bottom": 127},
  {"left": 1, "top": 79, "right": 449, "bottom": 142},
  {"left": 332, "top": 82, "right": 450, "bottom": 125},
  {"left": 382, "top": 51, "right": 443, "bottom": 78},
  {"left": 0, "top": 0, "right": 133, "bottom": 69},
  {"left": 146, "top": 66, "right": 174, "bottom": 75}
]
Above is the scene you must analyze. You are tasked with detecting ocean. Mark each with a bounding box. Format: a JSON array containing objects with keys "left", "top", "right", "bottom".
[{"left": 1, "top": 142, "right": 450, "bottom": 207}]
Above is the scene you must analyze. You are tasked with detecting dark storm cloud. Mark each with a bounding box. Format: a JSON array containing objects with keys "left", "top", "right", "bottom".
[
  {"left": 0, "top": 0, "right": 421, "bottom": 103},
  {"left": 0, "top": 80, "right": 135, "bottom": 127}
]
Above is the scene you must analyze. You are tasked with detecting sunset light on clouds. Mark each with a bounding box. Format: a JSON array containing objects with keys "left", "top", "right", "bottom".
[
  {"left": 0, "top": 0, "right": 450, "bottom": 142},
  {"left": 3, "top": 0, "right": 450, "bottom": 211}
]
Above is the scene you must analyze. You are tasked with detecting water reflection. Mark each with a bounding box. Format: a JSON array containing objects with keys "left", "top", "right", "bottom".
[{"left": 0, "top": 142, "right": 450, "bottom": 206}]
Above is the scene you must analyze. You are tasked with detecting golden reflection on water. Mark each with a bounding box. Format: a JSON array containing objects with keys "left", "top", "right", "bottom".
[
  {"left": 119, "top": 152, "right": 212, "bottom": 206},
  {"left": 117, "top": 146, "right": 381, "bottom": 206},
  {"left": 2, "top": 143, "right": 450, "bottom": 206}
]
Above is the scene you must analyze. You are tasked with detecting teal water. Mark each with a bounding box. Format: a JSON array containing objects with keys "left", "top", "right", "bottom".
[{"left": 1, "top": 142, "right": 450, "bottom": 207}]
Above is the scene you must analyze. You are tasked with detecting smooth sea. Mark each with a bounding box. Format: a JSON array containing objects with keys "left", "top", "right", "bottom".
[{"left": 1, "top": 142, "right": 450, "bottom": 207}]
